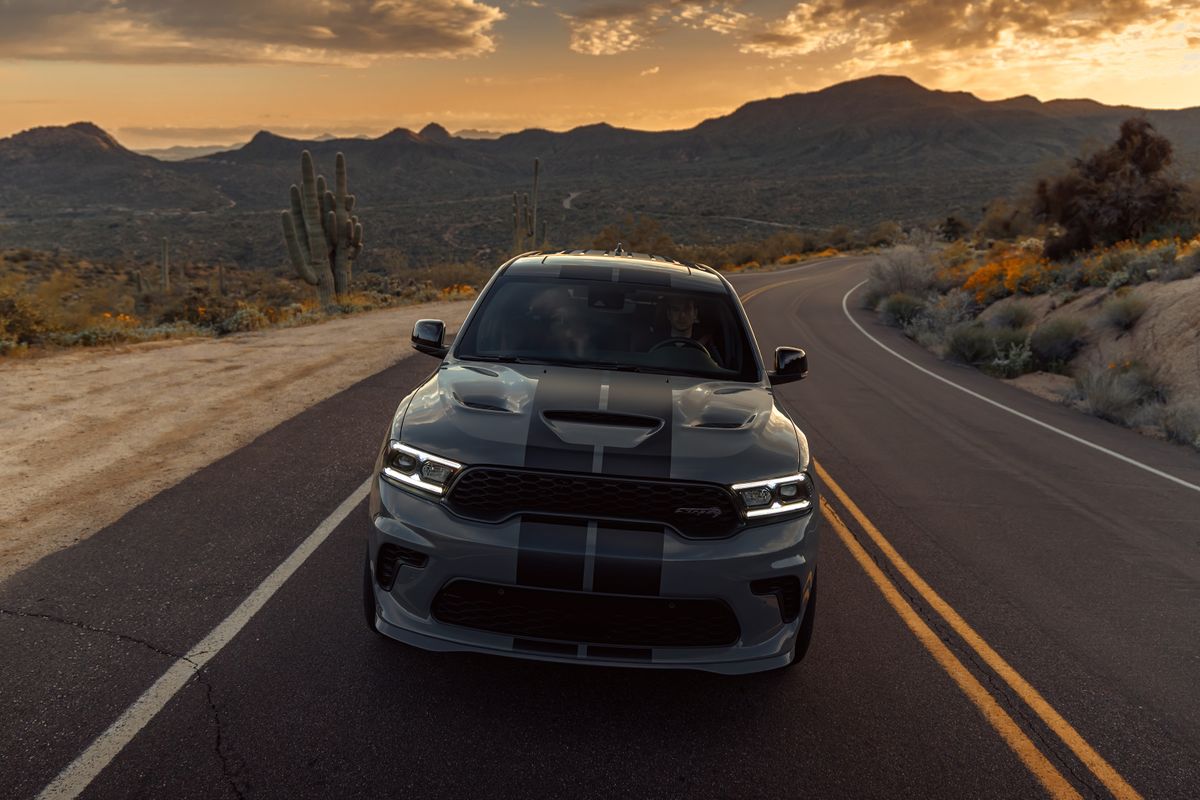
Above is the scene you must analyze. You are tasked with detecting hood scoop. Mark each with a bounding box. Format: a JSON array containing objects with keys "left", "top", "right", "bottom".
[
  {"left": 541, "top": 410, "right": 664, "bottom": 448},
  {"left": 690, "top": 413, "right": 757, "bottom": 430}
]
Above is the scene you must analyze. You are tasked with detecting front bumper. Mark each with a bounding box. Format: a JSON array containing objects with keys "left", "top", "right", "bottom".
[{"left": 366, "top": 477, "right": 818, "bottom": 675}]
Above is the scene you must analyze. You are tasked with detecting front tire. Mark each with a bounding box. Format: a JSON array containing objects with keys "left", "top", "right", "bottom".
[
  {"left": 786, "top": 572, "right": 817, "bottom": 667},
  {"left": 363, "top": 553, "right": 383, "bottom": 636}
]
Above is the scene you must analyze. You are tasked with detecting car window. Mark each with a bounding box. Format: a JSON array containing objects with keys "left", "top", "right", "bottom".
[{"left": 454, "top": 275, "right": 760, "bottom": 381}]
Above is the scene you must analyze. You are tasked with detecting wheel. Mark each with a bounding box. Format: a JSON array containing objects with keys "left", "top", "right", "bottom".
[
  {"left": 363, "top": 553, "right": 383, "bottom": 635},
  {"left": 786, "top": 572, "right": 817, "bottom": 667}
]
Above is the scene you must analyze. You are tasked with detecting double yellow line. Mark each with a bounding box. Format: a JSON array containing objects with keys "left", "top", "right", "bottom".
[
  {"left": 738, "top": 276, "right": 1141, "bottom": 798},
  {"left": 816, "top": 460, "right": 1143, "bottom": 799}
]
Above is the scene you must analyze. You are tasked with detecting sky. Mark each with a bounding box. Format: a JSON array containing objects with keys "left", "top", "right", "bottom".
[{"left": 1, "top": 0, "right": 1199, "bottom": 148}]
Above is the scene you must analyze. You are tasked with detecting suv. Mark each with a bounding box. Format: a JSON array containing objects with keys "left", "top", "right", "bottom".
[{"left": 364, "top": 251, "right": 818, "bottom": 673}]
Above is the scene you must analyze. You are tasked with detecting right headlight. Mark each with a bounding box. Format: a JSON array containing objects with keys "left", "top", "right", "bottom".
[
  {"left": 730, "top": 472, "right": 813, "bottom": 518},
  {"left": 381, "top": 441, "right": 463, "bottom": 496}
]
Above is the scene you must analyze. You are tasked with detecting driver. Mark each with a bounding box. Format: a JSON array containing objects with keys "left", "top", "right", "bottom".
[{"left": 656, "top": 296, "right": 716, "bottom": 358}]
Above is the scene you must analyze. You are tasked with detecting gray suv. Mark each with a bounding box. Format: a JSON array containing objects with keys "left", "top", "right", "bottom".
[{"left": 364, "top": 251, "right": 818, "bottom": 673}]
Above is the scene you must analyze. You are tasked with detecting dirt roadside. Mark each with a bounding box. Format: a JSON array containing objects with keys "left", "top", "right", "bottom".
[{"left": 0, "top": 299, "right": 472, "bottom": 583}]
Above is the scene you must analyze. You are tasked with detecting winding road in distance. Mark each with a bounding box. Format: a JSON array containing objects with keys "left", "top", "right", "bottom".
[{"left": 3, "top": 256, "right": 1199, "bottom": 799}]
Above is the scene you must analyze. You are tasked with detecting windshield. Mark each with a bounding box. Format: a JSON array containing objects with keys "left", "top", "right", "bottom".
[{"left": 454, "top": 275, "right": 760, "bottom": 381}]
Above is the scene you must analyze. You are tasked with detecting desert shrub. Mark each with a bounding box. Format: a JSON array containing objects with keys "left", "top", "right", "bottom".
[
  {"left": 866, "top": 221, "right": 903, "bottom": 247},
  {"left": 1160, "top": 242, "right": 1200, "bottom": 282},
  {"left": 900, "top": 289, "right": 974, "bottom": 348},
  {"left": 879, "top": 293, "right": 925, "bottom": 327},
  {"left": 988, "top": 301, "right": 1034, "bottom": 330},
  {"left": 1029, "top": 317, "right": 1087, "bottom": 371},
  {"left": 864, "top": 245, "right": 934, "bottom": 308},
  {"left": 976, "top": 198, "right": 1035, "bottom": 241},
  {"left": 1099, "top": 294, "right": 1148, "bottom": 332},
  {"left": 960, "top": 248, "right": 1062, "bottom": 304},
  {"left": 1162, "top": 401, "right": 1200, "bottom": 450},
  {"left": 217, "top": 307, "right": 270, "bottom": 334},
  {"left": 1072, "top": 362, "right": 1164, "bottom": 425},
  {"left": 0, "top": 288, "right": 56, "bottom": 344},
  {"left": 778, "top": 253, "right": 805, "bottom": 265},
  {"left": 944, "top": 324, "right": 1027, "bottom": 370},
  {"left": 989, "top": 336, "right": 1035, "bottom": 378},
  {"left": 1035, "top": 119, "right": 1189, "bottom": 259}
]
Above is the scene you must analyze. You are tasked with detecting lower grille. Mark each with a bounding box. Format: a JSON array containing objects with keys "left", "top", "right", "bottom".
[
  {"left": 445, "top": 467, "right": 740, "bottom": 538},
  {"left": 750, "top": 576, "right": 802, "bottom": 622},
  {"left": 432, "top": 580, "right": 740, "bottom": 648},
  {"left": 376, "top": 543, "right": 427, "bottom": 588}
]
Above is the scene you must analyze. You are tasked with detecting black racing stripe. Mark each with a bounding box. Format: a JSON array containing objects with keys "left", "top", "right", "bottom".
[
  {"left": 524, "top": 368, "right": 602, "bottom": 472},
  {"left": 515, "top": 638, "right": 577, "bottom": 656},
  {"left": 516, "top": 517, "right": 588, "bottom": 590},
  {"left": 592, "top": 521, "right": 664, "bottom": 596},
  {"left": 600, "top": 376, "right": 673, "bottom": 479},
  {"left": 587, "top": 645, "right": 651, "bottom": 661}
]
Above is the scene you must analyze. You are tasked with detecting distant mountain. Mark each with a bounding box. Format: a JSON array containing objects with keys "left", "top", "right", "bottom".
[
  {"left": 1, "top": 76, "right": 1197, "bottom": 265},
  {"left": 454, "top": 129, "right": 505, "bottom": 140},
  {"left": 136, "top": 143, "right": 245, "bottom": 161}
]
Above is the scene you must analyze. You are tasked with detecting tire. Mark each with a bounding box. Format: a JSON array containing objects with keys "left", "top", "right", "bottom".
[
  {"left": 363, "top": 553, "right": 383, "bottom": 636},
  {"left": 786, "top": 572, "right": 817, "bottom": 667}
]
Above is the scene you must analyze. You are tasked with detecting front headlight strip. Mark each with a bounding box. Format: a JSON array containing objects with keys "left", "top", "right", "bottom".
[
  {"left": 382, "top": 441, "right": 463, "bottom": 496},
  {"left": 730, "top": 472, "right": 812, "bottom": 518}
]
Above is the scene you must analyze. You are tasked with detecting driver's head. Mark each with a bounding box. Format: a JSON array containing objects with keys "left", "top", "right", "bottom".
[{"left": 665, "top": 296, "right": 699, "bottom": 336}]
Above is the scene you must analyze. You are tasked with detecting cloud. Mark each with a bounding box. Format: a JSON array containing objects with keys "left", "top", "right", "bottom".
[
  {"left": 0, "top": 0, "right": 506, "bottom": 64},
  {"left": 561, "top": 1, "right": 749, "bottom": 55},
  {"left": 740, "top": 1, "right": 1200, "bottom": 59},
  {"left": 640, "top": 65, "right": 660, "bottom": 76}
]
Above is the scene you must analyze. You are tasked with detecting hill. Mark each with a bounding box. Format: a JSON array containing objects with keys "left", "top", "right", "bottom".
[{"left": 1, "top": 76, "right": 1197, "bottom": 267}]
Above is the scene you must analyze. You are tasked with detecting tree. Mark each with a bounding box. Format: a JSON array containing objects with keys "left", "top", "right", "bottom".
[{"left": 1034, "top": 118, "right": 1187, "bottom": 260}]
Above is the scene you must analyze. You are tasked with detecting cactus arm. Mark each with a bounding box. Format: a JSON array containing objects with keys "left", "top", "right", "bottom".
[
  {"left": 346, "top": 194, "right": 356, "bottom": 212},
  {"left": 283, "top": 211, "right": 318, "bottom": 284},
  {"left": 351, "top": 220, "right": 363, "bottom": 258},
  {"left": 299, "top": 152, "right": 327, "bottom": 270}
]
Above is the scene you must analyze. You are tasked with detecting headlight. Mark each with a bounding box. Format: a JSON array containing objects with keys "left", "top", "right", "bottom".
[
  {"left": 731, "top": 472, "right": 812, "bottom": 518},
  {"left": 381, "top": 441, "right": 463, "bottom": 496}
]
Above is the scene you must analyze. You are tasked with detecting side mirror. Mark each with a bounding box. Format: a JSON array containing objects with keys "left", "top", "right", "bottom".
[
  {"left": 769, "top": 346, "right": 808, "bottom": 385},
  {"left": 412, "top": 319, "right": 448, "bottom": 358}
]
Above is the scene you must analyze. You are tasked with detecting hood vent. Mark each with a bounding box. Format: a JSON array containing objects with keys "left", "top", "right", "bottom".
[{"left": 542, "top": 410, "right": 660, "bottom": 429}]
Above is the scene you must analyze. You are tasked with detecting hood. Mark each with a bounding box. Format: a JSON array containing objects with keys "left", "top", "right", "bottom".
[{"left": 397, "top": 362, "right": 804, "bottom": 483}]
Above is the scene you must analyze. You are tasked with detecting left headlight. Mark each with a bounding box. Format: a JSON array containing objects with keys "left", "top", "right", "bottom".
[
  {"left": 731, "top": 472, "right": 813, "bottom": 518},
  {"left": 381, "top": 441, "right": 464, "bottom": 496}
]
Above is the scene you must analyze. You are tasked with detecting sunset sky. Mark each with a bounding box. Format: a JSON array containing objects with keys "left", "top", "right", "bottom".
[{"left": 2, "top": 0, "right": 1199, "bottom": 149}]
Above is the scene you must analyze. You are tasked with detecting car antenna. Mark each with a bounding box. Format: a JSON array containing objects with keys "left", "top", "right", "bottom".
[{"left": 613, "top": 242, "right": 625, "bottom": 256}]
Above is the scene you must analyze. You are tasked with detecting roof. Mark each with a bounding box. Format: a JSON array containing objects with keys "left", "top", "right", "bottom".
[{"left": 504, "top": 250, "right": 728, "bottom": 291}]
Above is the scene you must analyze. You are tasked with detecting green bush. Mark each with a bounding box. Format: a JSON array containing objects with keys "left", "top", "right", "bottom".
[
  {"left": 1029, "top": 317, "right": 1087, "bottom": 371},
  {"left": 864, "top": 246, "right": 934, "bottom": 308},
  {"left": 944, "top": 324, "right": 1030, "bottom": 374},
  {"left": 1163, "top": 401, "right": 1200, "bottom": 450},
  {"left": 988, "top": 301, "right": 1034, "bottom": 330},
  {"left": 1072, "top": 363, "right": 1163, "bottom": 425},
  {"left": 0, "top": 289, "right": 56, "bottom": 344},
  {"left": 217, "top": 307, "right": 270, "bottom": 334},
  {"left": 879, "top": 293, "right": 925, "bottom": 327},
  {"left": 1099, "top": 294, "right": 1148, "bottom": 332},
  {"left": 1160, "top": 248, "right": 1199, "bottom": 282}
]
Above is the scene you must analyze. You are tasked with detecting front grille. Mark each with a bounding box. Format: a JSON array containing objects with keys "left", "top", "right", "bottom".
[
  {"left": 432, "top": 580, "right": 740, "bottom": 648},
  {"left": 445, "top": 467, "right": 740, "bottom": 538}
]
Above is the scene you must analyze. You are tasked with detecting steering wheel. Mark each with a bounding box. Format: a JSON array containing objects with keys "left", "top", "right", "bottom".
[{"left": 649, "top": 337, "right": 709, "bottom": 354}]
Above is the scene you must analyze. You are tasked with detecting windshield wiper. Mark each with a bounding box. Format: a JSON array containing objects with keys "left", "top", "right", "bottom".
[{"left": 458, "top": 355, "right": 557, "bottom": 365}]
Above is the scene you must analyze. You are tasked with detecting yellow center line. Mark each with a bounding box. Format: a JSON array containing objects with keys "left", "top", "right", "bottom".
[
  {"left": 814, "top": 459, "right": 1144, "bottom": 800},
  {"left": 819, "top": 497, "right": 1082, "bottom": 800}
]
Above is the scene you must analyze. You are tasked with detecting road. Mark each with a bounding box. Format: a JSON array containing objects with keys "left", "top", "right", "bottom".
[{"left": 3, "top": 256, "right": 1199, "bottom": 799}]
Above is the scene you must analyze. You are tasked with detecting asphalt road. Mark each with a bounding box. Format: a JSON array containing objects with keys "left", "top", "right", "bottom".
[{"left": 3, "top": 256, "right": 1199, "bottom": 799}]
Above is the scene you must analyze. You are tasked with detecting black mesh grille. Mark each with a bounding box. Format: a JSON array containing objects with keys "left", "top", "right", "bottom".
[
  {"left": 432, "top": 581, "right": 740, "bottom": 647},
  {"left": 446, "top": 467, "right": 740, "bottom": 538},
  {"left": 376, "top": 543, "right": 428, "bottom": 589}
]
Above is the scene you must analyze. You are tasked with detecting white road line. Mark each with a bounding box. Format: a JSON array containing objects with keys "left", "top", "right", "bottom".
[
  {"left": 38, "top": 478, "right": 373, "bottom": 800},
  {"left": 840, "top": 280, "right": 1200, "bottom": 495}
]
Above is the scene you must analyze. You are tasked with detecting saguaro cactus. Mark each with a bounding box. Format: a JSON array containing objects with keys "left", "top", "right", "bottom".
[
  {"left": 281, "top": 150, "right": 363, "bottom": 306},
  {"left": 160, "top": 238, "right": 170, "bottom": 293},
  {"left": 511, "top": 158, "right": 545, "bottom": 254}
]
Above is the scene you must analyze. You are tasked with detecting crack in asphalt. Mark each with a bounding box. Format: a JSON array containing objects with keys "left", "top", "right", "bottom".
[
  {"left": 0, "top": 607, "right": 194, "bottom": 665},
  {"left": 204, "top": 679, "right": 248, "bottom": 800}
]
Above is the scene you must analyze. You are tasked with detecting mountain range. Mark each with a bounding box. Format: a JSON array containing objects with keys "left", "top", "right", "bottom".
[{"left": 1, "top": 75, "right": 1197, "bottom": 267}]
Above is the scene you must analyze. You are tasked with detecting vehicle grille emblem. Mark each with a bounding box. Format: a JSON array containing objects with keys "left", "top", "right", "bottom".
[{"left": 675, "top": 506, "right": 722, "bottom": 518}]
